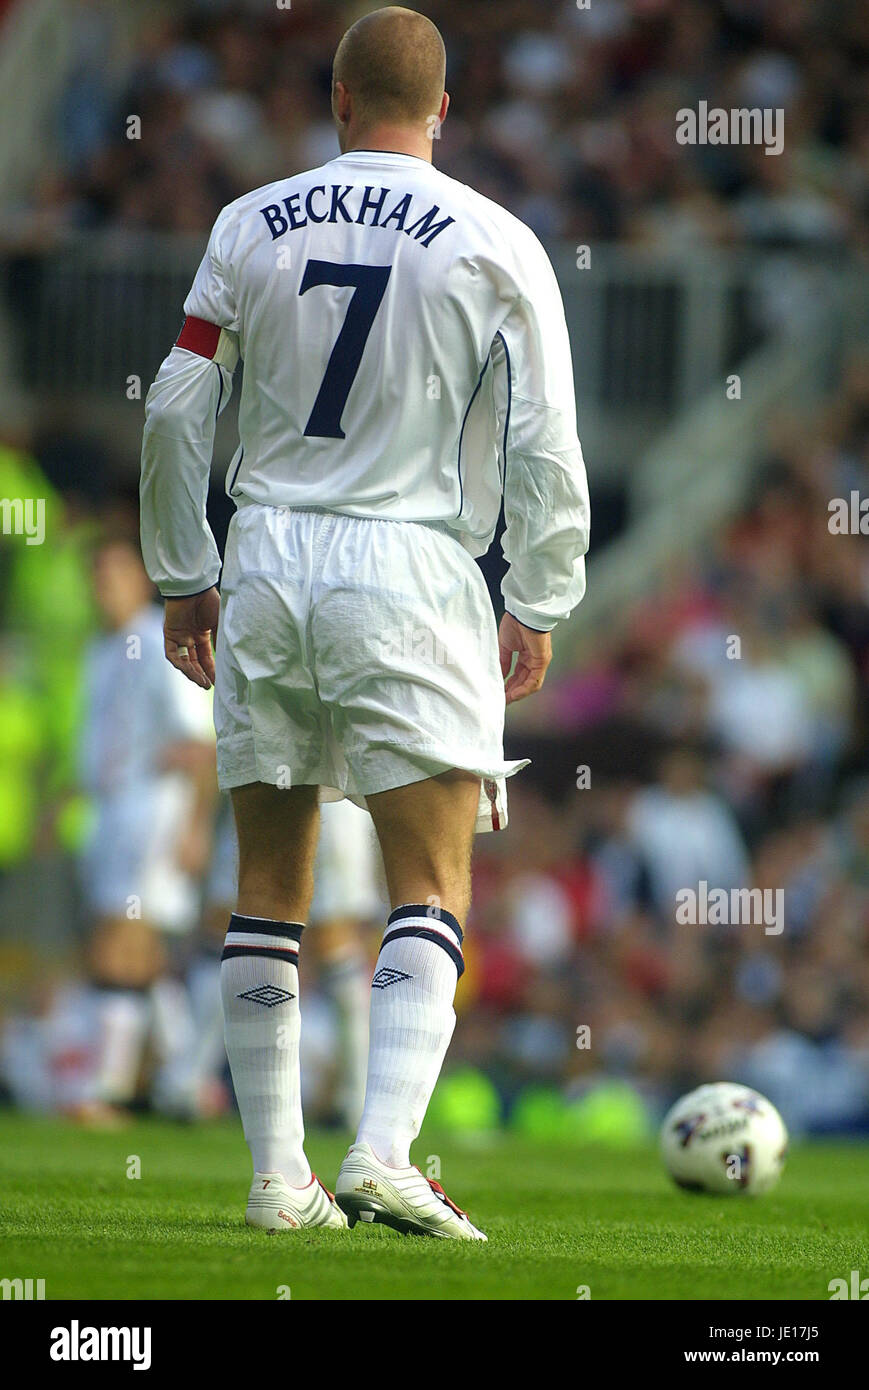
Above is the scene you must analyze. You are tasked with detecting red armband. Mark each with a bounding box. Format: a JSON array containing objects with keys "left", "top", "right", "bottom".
[{"left": 176, "top": 316, "right": 222, "bottom": 358}]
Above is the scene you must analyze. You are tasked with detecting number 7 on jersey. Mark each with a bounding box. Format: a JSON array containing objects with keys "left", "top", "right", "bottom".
[{"left": 300, "top": 259, "right": 392, "bottom": 440}]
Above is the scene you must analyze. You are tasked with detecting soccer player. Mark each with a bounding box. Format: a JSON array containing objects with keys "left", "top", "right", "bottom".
[
  {"left": 304, "top": 797, "right": 382, "bottom": 1129},
  {"left": 76, "top": 532, "right": 216, "bottom": 1124},
  {"left": 140, "top": 6, "right": 589, "bottom": 1237}
]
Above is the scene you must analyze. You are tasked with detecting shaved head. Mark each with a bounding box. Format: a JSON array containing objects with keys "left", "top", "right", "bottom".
[{"left": 333, "top": 6, "right": 446, "bottom": 129}]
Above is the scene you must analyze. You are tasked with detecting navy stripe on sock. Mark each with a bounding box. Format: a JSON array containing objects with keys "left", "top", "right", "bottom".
[
  {"left": 227, "top": 914, "right": 304, "bottom": 943},
  {"left": 381, "top": 925, "right": 464, "bottom": 978},
  {"left": 386, "top": 903, "right": 464, "bottom": 945},
  {"left": 221, "top": 944, "right": 299, "bottom": 965}
]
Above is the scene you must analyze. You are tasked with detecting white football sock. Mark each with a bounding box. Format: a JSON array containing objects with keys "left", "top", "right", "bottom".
[
  {"left": 320, "top": 949, "right": 371, "bottom": 1129},
  {"left": 356, "top": 904, "right": 463, "bottom": 1168},
  {"left": 91, "top": 987, "right": 151, "bottom": 1105},
  {"left": 150, "top": 975, "right": 195, "bottom": 1057},
  {"left": 220, "top": 913, "right": 311, "bottom": 1187},
  {"left": 186, "top": 949, "right": 228, "bottom": 1089}
]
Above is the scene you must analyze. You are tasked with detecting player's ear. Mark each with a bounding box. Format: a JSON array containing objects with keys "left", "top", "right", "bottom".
[
  {"left": 332, "top": 80, "right": 351, "bottom": 126},
  {"left": 438, "top": 91, "right": 449, "bottom": 125}
]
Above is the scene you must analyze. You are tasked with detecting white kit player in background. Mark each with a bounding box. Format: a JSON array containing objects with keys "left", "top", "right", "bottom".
[
  {"left": 76, "top": 534, "right": 217, "bottom": 1125},
  {"left": 304, "top": 799, "right": 383, "bottom": 1127},
  {"left": 140, "top": 7, "right": 589, "bottom": 1237}
]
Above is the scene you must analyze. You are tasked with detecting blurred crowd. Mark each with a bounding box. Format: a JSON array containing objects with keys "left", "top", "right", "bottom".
[
  {"left": 465, "top": 352, "right": 869, "bottom": 1138},
  {"left": 9, "top": 0, "right": 867, "bottom": 252},
  {"left": 0, "top": 0, "right": 868, "bottom": 1140}
]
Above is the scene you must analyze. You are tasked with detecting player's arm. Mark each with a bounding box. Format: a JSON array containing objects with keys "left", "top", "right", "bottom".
[
  {"left": 139, "top": 208, "right": 240, "bottom": 688},
  {"left": 492, "top": 232, "right": 590, "bottom": 702}
]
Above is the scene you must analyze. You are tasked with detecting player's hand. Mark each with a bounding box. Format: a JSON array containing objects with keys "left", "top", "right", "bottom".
[
  {"left": 498, "top": 612, "right": 552, "bottom": 704},
  {"left": 163, "top": 587, "right": 220, "bottom": 689}
]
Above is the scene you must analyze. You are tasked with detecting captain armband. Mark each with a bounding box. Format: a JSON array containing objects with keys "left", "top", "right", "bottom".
[{"left": 175, "top": 316, "right": 239, "bottom": 370}]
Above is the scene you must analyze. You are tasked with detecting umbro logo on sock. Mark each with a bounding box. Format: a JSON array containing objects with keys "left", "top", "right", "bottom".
[
  {"left": 237, "top": 985, "right": 296, "bottom": 1007},
  {"left": 371, "top": 967, "right": 412, "bottom": 989}
]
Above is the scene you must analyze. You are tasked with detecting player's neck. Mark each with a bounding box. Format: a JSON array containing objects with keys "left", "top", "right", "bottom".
[{"left": 341, "top": 126, "right": 434, "bottom": 164}]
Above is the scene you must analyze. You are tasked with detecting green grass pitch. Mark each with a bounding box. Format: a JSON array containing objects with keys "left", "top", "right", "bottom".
[{"left": 1, "top": 1112, "right": 867, "bottom": 1300}]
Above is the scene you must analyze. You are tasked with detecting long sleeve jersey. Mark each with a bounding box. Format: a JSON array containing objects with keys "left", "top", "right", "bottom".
[{"left": 140, "top": 148, "right": 590, "bottom": 632}]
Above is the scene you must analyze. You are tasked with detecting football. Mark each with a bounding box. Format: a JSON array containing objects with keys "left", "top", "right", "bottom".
[{"left": 660, "top": 1083, "right": 788, "bottom": 1196}]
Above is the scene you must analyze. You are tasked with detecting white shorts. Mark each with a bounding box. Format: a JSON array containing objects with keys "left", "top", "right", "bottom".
[
  {"left": 214, "top": 504, "right": 527, "bottom": 832},
  {"left": 80, "top": 778, "right": 200, "bottom": 934},
  {"left": 206, "top": 794, "right": 385, "bottom": 924}
]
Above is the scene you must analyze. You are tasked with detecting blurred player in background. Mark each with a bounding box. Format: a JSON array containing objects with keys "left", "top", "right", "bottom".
[
  {"left": 74, "top": 532, "right": 217, "bottom": 1125},
  {"left": 140, "top": 7, "right": 589, "bottom": 1237},
  {"left": 302, "top": 798, "right": 382, "bottom": 1127}
]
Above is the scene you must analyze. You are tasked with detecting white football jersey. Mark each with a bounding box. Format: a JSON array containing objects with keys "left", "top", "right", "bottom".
[
  {"left": 140, "top": 148, "right": 589, "bottom": 631},
  {"left": 79, "top": 604, "right": 214, "bottom": 797}
]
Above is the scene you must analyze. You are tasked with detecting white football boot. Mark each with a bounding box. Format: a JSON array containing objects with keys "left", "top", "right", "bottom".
[
  {"left": 245, "top": 1172, "right": 349, "bottom": 1232},
  {"left": 336, "top": 1142, "right": 487, "bottom": 1240}
]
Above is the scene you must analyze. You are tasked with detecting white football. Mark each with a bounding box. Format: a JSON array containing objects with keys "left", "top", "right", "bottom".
[{"left": 660, "top": 1082, "right": 788, "bottom": 1195}]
